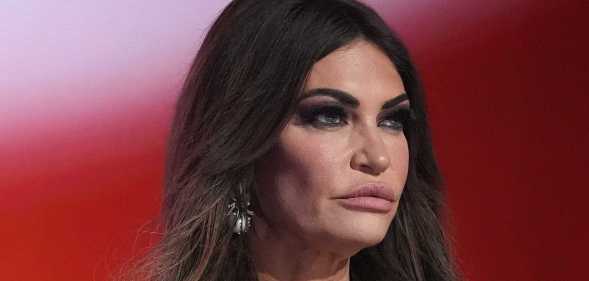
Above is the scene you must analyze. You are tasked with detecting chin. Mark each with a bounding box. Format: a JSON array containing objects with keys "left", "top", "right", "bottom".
[
  {"left": 319, "top": 213, "right": 395, "bottom": 256},
  {"left": 348, "top": 221, "right": 390, "bottom": 246}
]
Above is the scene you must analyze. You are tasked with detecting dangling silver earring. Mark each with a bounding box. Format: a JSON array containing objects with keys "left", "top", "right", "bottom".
[{"left": 227, "top": 183, "right": 254, "bottom": 235}]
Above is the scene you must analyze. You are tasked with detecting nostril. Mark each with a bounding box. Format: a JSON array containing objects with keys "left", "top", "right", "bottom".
[
  {"left": 350, "top": 149, "right": 389, "bottom": 176},
  {"left": 350, "top": 128, "right": 391, "bottom": 175}
]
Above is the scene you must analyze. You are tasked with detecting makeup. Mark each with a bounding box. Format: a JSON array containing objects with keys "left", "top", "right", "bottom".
[
  {"left": 334, "top": 183, "right": 396, "bottom": 213},
  {"left": 295, "top": 99, "right": 415, "bottom": 131},
  {"left": 297, "top": 102, "right": 348, "bottom": 128}
]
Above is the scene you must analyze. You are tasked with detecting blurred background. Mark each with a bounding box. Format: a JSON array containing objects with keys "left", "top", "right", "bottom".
[{"left": 1, "top": 0, "right": 587, "bottom": 280}]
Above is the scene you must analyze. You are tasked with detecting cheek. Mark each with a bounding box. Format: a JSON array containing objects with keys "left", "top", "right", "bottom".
[
  {"left": 277, "top": 127, "right": 348, "bottom": 197},
  {"left": 394, "top": 138, "right": 409, "bottom": 170},
  {"left": 254, "top": 125, "right": 410, "bottom": 236},
  {"left": 254, "top": 127, "right": 344, "bottom": 225},
  {"left": 388, "top": 136, "right": 410, "bottom": 194}
]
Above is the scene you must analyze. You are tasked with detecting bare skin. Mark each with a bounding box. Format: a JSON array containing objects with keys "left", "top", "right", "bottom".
[
  {"left": 251, "top": 39, "right": 410, "bottom": 281},
  {"left": 252, "top": 216, "right": 350, "bottom": 281}
]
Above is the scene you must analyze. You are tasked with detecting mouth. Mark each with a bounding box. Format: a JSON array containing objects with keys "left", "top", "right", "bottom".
[{"left": 334, "top": 183, "right": 395, "bottom": 213}]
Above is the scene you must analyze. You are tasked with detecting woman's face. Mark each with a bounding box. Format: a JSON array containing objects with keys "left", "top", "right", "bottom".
[{"left": 254, "top": 39, "right": 410, "bottom": 254}]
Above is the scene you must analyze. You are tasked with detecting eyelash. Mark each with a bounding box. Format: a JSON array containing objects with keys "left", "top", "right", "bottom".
[{"left": 298, "top": 105, "right": 415, "bottom": 131}]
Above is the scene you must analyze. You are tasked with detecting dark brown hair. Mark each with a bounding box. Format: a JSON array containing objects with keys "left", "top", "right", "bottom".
[{"left": 125, "top": 0, "right": 461, "bottom": 280}]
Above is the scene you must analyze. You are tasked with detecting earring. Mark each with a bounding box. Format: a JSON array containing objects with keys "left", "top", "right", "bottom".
[{"left": 227, "top": 184, "right": 254, "bottom": 235}]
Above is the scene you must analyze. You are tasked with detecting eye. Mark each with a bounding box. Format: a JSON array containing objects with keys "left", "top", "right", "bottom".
[
  {"left": 379, "top": 107, "right": 415, "bottom": 131},
  {"left": 298, "top": 105, "right": 348, "bottom": 128}
]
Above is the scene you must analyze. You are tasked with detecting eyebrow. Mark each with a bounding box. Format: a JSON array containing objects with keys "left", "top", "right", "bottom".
[{"left": 299, "top": 88, "right": 409, "bottom": 110}]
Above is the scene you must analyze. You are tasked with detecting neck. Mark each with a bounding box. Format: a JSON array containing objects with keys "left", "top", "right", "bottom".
[{"left": 248, "top": 216, "right": 351, "bottom": 281}]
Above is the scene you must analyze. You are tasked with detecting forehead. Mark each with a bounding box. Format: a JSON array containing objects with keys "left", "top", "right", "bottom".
[{"left": 304, "top": 39, "right": 406, "bottom": 101}]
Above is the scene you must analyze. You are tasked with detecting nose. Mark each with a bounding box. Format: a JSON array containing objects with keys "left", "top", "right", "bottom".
[{"left": 350, "top": 126, "right": 391, "bottom": 175}]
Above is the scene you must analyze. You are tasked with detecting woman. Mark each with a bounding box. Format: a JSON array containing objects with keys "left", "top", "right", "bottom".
[{"left": 129, "top": 0, "right": 461, "bottom": 280}]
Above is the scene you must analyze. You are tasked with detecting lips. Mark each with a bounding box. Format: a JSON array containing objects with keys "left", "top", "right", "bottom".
[
  {"left": 336, "top": 183, "right": 395, "bottom": 201},
  {"left": 334, "top": 183, "right": 396, "bottom": 212}
]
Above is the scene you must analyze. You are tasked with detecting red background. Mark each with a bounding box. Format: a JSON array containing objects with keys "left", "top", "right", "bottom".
[{"left": 1, "top": 1, "right": 587, "bottom": 280}]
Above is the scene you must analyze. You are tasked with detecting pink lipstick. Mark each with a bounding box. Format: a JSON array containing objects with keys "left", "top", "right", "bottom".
[{"left": 335, "top": 183, "right": 395, "bottom": 213}]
